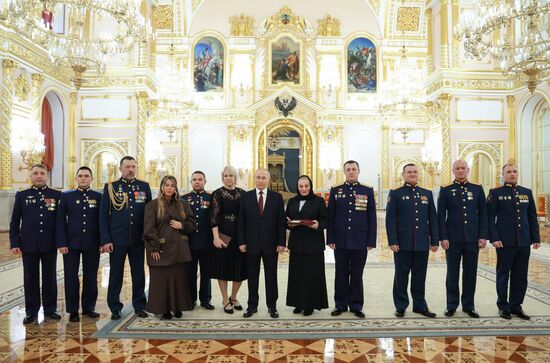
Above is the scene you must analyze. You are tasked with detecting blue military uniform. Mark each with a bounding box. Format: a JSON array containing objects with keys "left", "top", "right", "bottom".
[
  {"left": 99, "top": 178, "right": 152, "bottom": 314},
  {"left": 487, "top": 183, "right": 540, "bottom": 313},
  {"left": 9, "top": 185, "right": 61, "bottom": 318},
  {"left": 182, "top": 190, "right": 213, "bottom": 306},
  {"left": 56, "top": 187, "right": 101, "bottom": 314},
  {"left": 327, "top": 181, "right": 377, "bottom": 312},
  {"left": 386, "top": 183, "right": 438, "bottom": 312},
  {"left": 438, "top": 180, "right": 488, "bottom": 312}
]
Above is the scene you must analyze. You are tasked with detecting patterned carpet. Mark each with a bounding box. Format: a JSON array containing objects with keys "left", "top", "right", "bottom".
[{"left": 96, "top": 263, "right": 550, "bottom": 340}]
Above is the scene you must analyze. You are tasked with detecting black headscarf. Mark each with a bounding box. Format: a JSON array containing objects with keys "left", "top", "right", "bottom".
[{"left": 295, "top": 175, "right": 316, "bottom": 201}]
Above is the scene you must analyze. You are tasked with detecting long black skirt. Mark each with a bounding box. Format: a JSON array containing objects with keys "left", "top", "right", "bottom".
[
  {"left": 286, "top": 252, "right": 329, "bottom": 310},
  {"left": 210, "top": 243, "right": 247, "bottom": 282},
  {"left": 147, "top": 263, "right": 193, "bottom": 314}
]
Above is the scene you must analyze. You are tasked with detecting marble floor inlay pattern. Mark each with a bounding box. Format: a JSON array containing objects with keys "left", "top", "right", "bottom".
[{"left": 0, "top": 222, "right": 549, "bottom": 361}]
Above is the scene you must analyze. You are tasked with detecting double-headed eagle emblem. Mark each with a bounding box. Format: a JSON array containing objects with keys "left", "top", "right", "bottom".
[{"left": 274, "top": 96, "right": 297, "bottom": 117}]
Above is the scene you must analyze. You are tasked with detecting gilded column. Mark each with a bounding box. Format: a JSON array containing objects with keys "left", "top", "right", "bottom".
[
  {"left": 315, "top": 125, "right": 324, "bottom": 191},
  {"left": 382, "top": 124, "right": 389, "bottom": 189},
  {"left": 471, "top": 154, "right": 480, "bottom": 184},
  {"left": 507, "top": 95, "right": 517, "bottom": 163},
  {"left": 426, "top": 8, "right": 434, "bottom": 74},
  {"left": 439, "top": 94, "right": 452, "bottom": 185},
  {"left": 31, "top": 73, "right": 45, "bottom": 123},
  {"left": 451, "top": 0, "right": 459, "bottom": 68},
  {"left": 68, "top": 92, "right": 77, "bottom": 188},
  {"left": 136, "top": 91, "right": 148, "bottom": 180},
  {"left": 180, "top": 124, "right": 189, "bottom": 188},
  {"left": 440, "top": 0, "right": 450, "bottom": 69},
  {"left": 1, "top": 59, "right": 16, "bottom": 190}
]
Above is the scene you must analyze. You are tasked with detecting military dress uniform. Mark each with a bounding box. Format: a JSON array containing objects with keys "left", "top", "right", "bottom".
[
  {"left": 327, "top": 181, "right": 377, "bottom": 313},
  {"left": 487, "top": 183, "right": 540, "bottom": 314},
  {"left": 99, "top": 178, "right": 152, "bottom": 315},
  {"left": 438, "top": 180, "right": 488, "bottom": 313},
  {"left": 182, "top": 190, "right": 213, "bottom": 307},
  {"left": 9, "top": 185, "right": 61, "bottom": 319},
  {"left": 56, "top": 187, "right": 101, "bottom": 315},
  {"left": 386, "top": 183, "right": 438, "bottom": 313}
]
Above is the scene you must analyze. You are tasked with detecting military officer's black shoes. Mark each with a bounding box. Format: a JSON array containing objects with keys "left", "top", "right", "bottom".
[
  {"left": 303, "top": 309, "right": 313, "bottom": 316},
  {"left": 351, "top": 310, "right": 365, "bottom": 319},
  {"left": 69, "top": 313, "right": 80, "bottom": 322},
  {"left": 243, "top": 308, "right": 257, "bottom": 318},
  {"left": 413, "top": 309, "right": 437, "bottom": 318},
  {"left": 200, "top": 302, "right": 215, "bottom": 310},
  {"left": 44, "top": 312, "right": 62, "bottom": 320},
  {"left": 23, "top": 315, "right": 37, "bottom": 324},
  {"left": 82, "top": 311, "right": 100, "bottom": 319},
  {"left": 269, "top": 308, "right": 279, "bottom": 318},
  {"left": 135, "top": 310, "right": 148, "bottom": 318},
  {"left": 111, "top": 311, "right": 121, "bottom": 320},
  {"left": 499, "top": 310, "right": 512, "bottom": 320},
  {"left": 511, "top": 309, "right": 531, "bottom": 320},
  {"left": 293, "top": 308, "right": 302, "bottom": 314},
  {"left": 331, "top": 308, "right": 346, "bottom": 316},
  {"left": 444, "top": 309, "right": 456, "bottom": 317},
  {"left": 463, "top": 309, "right": 480, "bottom": 319},
  {"left": 394, "top": 309, "right": 405, "bottom": 318}
]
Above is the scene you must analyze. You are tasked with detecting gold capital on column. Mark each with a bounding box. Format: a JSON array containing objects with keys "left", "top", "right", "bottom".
[
  {"left": 1, "top": 59, "right": 17, "bottom": 189},
  {"left": 136, "top": 91, "right": 149, "bottom": 180}
]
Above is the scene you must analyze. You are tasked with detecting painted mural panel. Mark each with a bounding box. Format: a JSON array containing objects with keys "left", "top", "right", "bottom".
[
  {"left": 347, "top": 37, "right": 376, "bottom": 93},
  {"left": 271, "top": 36, "right": 300, "bottom": 84},
  {"left": 194, "top": 36, "right": 224, "bottom": 92}
]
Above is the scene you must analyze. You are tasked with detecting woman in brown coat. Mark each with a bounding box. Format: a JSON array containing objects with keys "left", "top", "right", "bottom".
[{"left": 143, "top": 175, "right": 197, "bottom": 319}]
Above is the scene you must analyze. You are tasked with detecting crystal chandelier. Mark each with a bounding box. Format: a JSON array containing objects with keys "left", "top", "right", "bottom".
[
  {"left": 379, "top": 35, "right": 427, "bottom": 115},
  {"left": 456, "top": 0, "right": 550, "bottom": 93},
  {"left": 156, "top": 44, "right": 197, "bottom": 133},
  {"left": 1, "top": 0, "right": 153, "bottom": 89}
]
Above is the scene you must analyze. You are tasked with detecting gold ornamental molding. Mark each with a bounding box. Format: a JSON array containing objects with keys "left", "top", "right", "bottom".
[
  {"left": 81, "top": 139, "right": 131, "bottom": 170},
  {"left": 136, "top": 91, "right": 149, "bottom": 180},
  {"left": 79, "top": 95, "right": 133, "bottom": 122},
  {"left": 392, "top": 157, "right": 427, "bottom": 189},
  {"left": 229, "top": 14, "right": 255, "bottom": 36},
  {"left": 191, "top": 0, "right": 201, "bottom": 11},
  {"left": 317, "top": 15, "right": 341, "bottom": 37},
  {"left": 14, "top": 73, "right": 29, "bottom": 102},
  {"left": 396, "top": 7, "right": 421, "bottom": 32},
  {"left": 152, "top": 5, "right": 174, "bottom": 30},
  {"left": 264, "top": 6, "right": 308, "bottom": 35},
  {"left": 1, "top": 59, "right": 16, "bottom": 190},
  {"left": 83, "top": 75, "right": 158, "bottom": 93},
  {"left": 457, "top": 141, "right": 503, "bottom": 187}
]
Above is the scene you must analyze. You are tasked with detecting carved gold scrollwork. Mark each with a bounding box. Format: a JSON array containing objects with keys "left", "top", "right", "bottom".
[
  {"left": 396, "top": 7, "right": 421, "bottom": 32},
  {"left": 317, "top": 15, "right": 341, "bottom": 37},
  {"left": 153, "top": 5, "right": 173, "bottom": 30},
  {"left": 229, "top": 14, "right": 255, "bottom": 37},
  {"left": 15, "top": 73, "right": 29, "bottom": 102}
]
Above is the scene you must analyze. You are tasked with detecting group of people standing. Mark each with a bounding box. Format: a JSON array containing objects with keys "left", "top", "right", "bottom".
[{"left": 9, "top": 156, "right": 540, "bottom": 324}]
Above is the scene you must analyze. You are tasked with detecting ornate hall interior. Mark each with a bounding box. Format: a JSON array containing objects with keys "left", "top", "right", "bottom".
[{"left": 0, "top": 0, "right": 549, "bottom": 361}]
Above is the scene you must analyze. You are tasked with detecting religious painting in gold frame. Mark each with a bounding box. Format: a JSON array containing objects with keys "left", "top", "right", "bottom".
[{"left": 269, "top": 34, "right": 303, "bottom": 85}]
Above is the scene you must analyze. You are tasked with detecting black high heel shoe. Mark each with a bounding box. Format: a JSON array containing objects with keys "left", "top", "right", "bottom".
[
  {"left": 160, "top": 312, "right": 172, "bottom": 320},
  {"left": 224, "top": 301, "right": 234, "bottom": 314},
  {"left": 229, "top": 298, "right": 243, "bottom": 311}
]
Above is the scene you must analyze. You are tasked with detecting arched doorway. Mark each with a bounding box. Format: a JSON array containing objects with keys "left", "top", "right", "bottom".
[
  {"left": 256, "top": 118, "right": 314, "bottom": 199},
  {"left": 517, "top": 93, "right": 550, "bottom": 197},
  {"left": 41, "top": 91, "right": 65, "bottom": 189},
  {"left": 465, "top": 152, "right": 494, "bottom": 195}
]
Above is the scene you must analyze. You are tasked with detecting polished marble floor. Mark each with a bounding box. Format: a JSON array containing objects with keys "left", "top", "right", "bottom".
[{"left": 1, "top": 218, "right": 549, "bottom": 362}]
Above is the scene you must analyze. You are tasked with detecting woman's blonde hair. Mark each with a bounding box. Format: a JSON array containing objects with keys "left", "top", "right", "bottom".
[
  {"left": 157, "top": 175, "right": 186, "bottom": 220},
  {"left": 221, "top": 165, "right": 238, "bottom": 183}
]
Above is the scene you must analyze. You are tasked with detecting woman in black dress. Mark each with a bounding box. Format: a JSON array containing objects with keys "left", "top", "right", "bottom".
[
  {"left": 286, "top": 175, "right": 329, "bottom": 316},
  {"left": 210, "top": 166, "right": 247, "bottom": 313}
]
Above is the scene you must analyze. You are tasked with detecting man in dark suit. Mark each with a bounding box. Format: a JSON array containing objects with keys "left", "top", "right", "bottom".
[
  {"left": 487, "top": 163, "right": 540, "bottom": 320},
  {"left": 438, "top": 159, "right": 488, "bottom": 318},
  {"left": 99, "top": 156, "right": 152, "bottom": 320},
  {"left": 327, "top": 160, "right": 377, "bottom": 319},
  {"left": 386, "top": 163, "right": 439, "bottom": 318},
  {"left": 56, "top": 166, "right": 102, "bottom": 322},
  {"left": 239, "top": 168, "right": 286, "bottom": 318},
  {"left": 182, "top": 171, "right": 214, "bottom": 310},
  {"left": 10, "top": 164, "right": 62, "bottom": 324}
]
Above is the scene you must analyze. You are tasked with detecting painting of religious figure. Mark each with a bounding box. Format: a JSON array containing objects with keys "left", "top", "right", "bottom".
[
  {"left": 271, "top": 36, "right": 300, "bottom": 84},
  {"left": 193, "top": 36, "right": 224, "bottom": 92},
  {"left": 347, "top": 37, "right": 377, "bottom": 93}
]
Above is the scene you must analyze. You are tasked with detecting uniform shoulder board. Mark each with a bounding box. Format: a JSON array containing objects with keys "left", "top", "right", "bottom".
[
  {"left": 363, "top": 183, "right": 373, "bottom": 188},
  {"left": 443, "top": 183, "right": 454, "bottom": 188}
]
